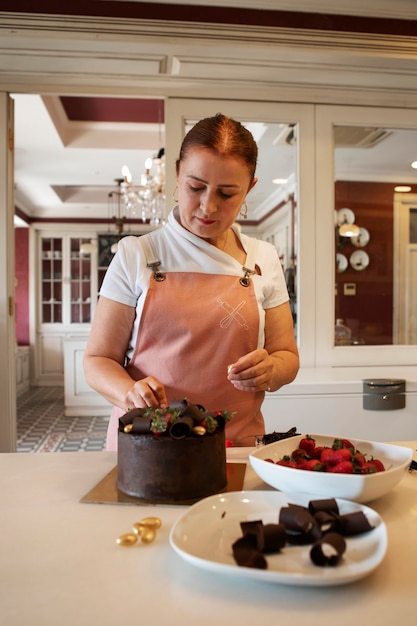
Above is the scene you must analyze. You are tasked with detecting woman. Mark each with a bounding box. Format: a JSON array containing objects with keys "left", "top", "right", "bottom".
[{"left": 83, "top": 113, "right": 299, "bottom": 449}]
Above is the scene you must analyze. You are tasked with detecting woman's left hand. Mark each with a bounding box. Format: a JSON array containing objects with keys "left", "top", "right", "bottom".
[{"left": 227, "top": 348, "right": 273, "bottom": 392}]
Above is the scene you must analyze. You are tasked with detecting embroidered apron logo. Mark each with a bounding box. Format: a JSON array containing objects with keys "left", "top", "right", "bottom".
[{"left": 217, "top": 298, "right": 249, "bottom": 330}]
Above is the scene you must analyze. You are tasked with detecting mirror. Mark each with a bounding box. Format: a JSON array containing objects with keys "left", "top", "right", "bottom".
[{"left": 333, "top": 126, "right": 417, "bottom": 346}]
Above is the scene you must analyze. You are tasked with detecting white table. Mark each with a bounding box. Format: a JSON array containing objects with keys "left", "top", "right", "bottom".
[{"left": 1, "top": 444, "right": 416, "bottom": 626}]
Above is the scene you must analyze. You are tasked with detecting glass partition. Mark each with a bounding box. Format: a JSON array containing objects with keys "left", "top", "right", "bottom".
[{"left": 333, "top": 125, "right": 417, "bottom": 346}]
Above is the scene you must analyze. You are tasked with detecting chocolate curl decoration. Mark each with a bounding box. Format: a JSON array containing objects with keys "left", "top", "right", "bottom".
[
  {"left": 310, "top": 532, "right": 346, "bottom": 567},
  {"left": 209, "top": 412, "right": 226, "bottom": 431},
  {"left": 119, "top": 407, "right": 147, "bottom": 432},
  {"left": 261, "top": 524, "right": 287, "bottom": 554},
  {"left": 308, "top": 498, "right": 339, "bottom": 516},
  {"left": 169, "top": 398, "right": 189, "bottom": 413},
  {"left": 313, "top": 510, "right": 341, "bottom": 535},
  {"left": 169, "top": 416, "right": 194, "bottom": 439},
  {"left": 181, "top": 402, "right": 206, "bottom": 424},
  {"left": 340, "top": 511, "right": 374, "bottom": 536},
  {"left": 279, "top": 504, "right": 321, "bottom": 545},
  {"left": 232, "top": 535, "right": 267, "bottom": 569}
]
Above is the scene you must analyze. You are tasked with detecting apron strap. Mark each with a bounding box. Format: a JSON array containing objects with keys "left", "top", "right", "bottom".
[
  {"left": 240, "top": 237, "right": 259, "bottom": 287},
  {"left": 141, "top": 231, "right": 259, "bottom": 286},
  {"left": 141, "top": 234, "right": 166, "bottom": 282}
]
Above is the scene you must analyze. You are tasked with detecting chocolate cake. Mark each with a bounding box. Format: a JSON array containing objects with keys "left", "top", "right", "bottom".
[{"left": 117, "top": 398, "right": 232, "bottom": 502}]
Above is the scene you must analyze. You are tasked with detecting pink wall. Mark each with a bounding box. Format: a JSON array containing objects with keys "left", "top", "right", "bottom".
[{"left": 15, "top": 228, "right": 30, "bottom": 345}]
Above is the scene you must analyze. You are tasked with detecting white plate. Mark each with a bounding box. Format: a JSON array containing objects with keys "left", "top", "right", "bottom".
[
  {"left": 350, "top": 250, "right": 369, "bottom": 271},
  {"left": 169, "top": 491, "right": 387, "bottom": 587},
  {"left": 336, "top": 253, "right": 348, "bottom": 273},
  {"left": 337, "top": 207, "right": 356, "bottom": 225},
  {"left": 351, "top": 227, "right": 370, "bottom": 248}
]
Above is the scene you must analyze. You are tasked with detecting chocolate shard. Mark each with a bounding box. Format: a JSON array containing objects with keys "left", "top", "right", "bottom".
[
  {"left": 310, "top": 532, "right": 346, "bottom": 567},
  {"left": 339, "top": 511, "right": 375, "bottom": 536},
  {"left": 308, "top": 498, "right": 339, "bottom": 516}
]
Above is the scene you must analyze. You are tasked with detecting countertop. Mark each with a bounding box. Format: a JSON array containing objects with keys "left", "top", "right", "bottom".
[{"left": 1, "top": 444, "right": 416, "bottom": 626}]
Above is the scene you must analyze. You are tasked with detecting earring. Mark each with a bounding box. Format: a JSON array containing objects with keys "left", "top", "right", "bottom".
[
  {"left": 172, "top": 185, "right": 179, "bottom": 204},
  {"left": 239, "top": 202, "right": 248, "bottom": 219}
]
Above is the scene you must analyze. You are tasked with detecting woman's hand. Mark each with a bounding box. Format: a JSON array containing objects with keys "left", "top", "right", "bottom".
[
  {"left": 227, "top": 302, "right": 299, "bottom": 393},
  {"left": 227, "top": 348, "right": 274, "bottom": 392},
  {"left": 124, "top": 376, "right": 168, "bottom": 411}
]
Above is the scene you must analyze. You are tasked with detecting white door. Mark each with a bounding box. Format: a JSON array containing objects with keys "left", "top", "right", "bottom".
[
  {"left": 0, "top": 93, "right": 17, "bottom": 452},
  {"left": 394, "top": 193, "right": 417, "bottom": 344}
]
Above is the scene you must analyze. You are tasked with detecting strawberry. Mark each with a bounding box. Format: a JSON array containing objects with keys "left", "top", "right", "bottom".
[
  {"left": 291, "top": 448, "right": 310, "bottom": 463},
  {"left": 276, "top": 456, "right": 298, "bottom": 468},
  {"left": 302, "top": 458, "right": 323, "bottom": 471},
  {"left": 310, "top": 445, "right": 325, "bottom": 460},
  {"left": 368, "top": 458, "right": 385, "bottom": 472},
  {"left": 328, "top": 460, "right": 354, "bottom": 474},
  {"left": 299, "top": 435, "right": 316, "bottom": 455},
  {"left": 353, "top": 450, "right": 366, "bottom": 467},
  {"left": 320, "top": 447, "right": 336, "bottom": 465},
  {"left": 359, "top": 461, "right": 377, "bottom": 475},
  {"left": 332, "top": 437, "right": 355, "bottom": 451},
  {"left": 322, "top": 447, "right": 352, "bottom": 467}
]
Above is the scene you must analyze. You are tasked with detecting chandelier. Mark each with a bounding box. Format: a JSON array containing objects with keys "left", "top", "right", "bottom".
[{"left": 114, "top": 148, "right": 166, "bottom": 229}]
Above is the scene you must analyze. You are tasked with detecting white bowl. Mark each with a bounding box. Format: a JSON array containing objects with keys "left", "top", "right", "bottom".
[{"left": 249, "top": 434, "right": 413, "bottom": 504}]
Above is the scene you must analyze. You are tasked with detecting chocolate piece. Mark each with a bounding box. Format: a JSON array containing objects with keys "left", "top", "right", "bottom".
[
  {"left": 280, "top": 505, "right": 321, "bottom": 545},
  {"left": 310, "top": 532, "right": 346, "bottom": 566},
  {"left": 169, "top": 416, "right": 194, "bottom": 439},
  {"left": 313, "top": 510, "right": 341, "bottom": 534},
  {"left": 340, "top": 511, "right": 374, "bottom": 536},
  {"left": 232, "top": 535, "right": 267, "bottom": 569},
  {"left": 240, "top": 520, "right": 264, "bottom": 550},
  {"left": 181, "top": 403, "right": 206, "bottom": 424},
  {"left": 279, "top": 504, "right": 316, "bottom": 533},
  {"left": 308, "top": 498, "right": 339, "bottom": 516},
  {"left": 258, "top": 428, "right": 299, "bottom": 445},
  {"left": 119, "top": 407, "right": 145, "bottom": 430},
  {"left": 262, "top": 523, "right": 286, "bottom": 553}
]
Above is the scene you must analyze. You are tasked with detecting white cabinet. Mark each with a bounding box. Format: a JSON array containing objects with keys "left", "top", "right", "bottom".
[
  {"left": 34, "top": 230, "right": 98, "bottom": 386},
  {"left": 263, "top": 367, "right": 417, "bottom": 442},
  {"left": 16, "top": 346, "right": 30, "bottom": 397},
  {"left": 64, "top": 337, "right": 111, "bottom": 417}
]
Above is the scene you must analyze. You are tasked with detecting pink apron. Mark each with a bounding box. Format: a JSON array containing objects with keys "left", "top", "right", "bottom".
[{"left": 106, "top": 237, "right": 265, "bottom": 450}]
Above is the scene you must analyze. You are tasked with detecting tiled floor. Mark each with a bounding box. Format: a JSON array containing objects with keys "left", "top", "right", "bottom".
[{"left": 17, "top": 386, "right": 109, "bottom": 452}]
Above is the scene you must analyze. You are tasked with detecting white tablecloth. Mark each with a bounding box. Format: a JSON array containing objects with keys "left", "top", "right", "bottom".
[{"left": 1, "top": 443, "right": 416, "bottom": 626}]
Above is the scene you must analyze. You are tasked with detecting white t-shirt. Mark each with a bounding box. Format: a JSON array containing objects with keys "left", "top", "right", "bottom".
[{"left": 100, "top": 208, "right": 289, "bottom": 355}]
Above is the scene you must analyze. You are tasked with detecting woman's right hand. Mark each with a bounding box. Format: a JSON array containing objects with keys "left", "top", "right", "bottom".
[{"left": 124, "top": 376, "right": 168, "bottom": 411}]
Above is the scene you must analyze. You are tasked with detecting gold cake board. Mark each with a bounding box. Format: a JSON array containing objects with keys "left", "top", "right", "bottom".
[{"left": 81, "top": 462, "right": 247, "bottom": 506}]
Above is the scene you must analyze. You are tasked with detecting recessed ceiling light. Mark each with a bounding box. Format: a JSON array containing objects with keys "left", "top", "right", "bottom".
[
  {"left": 411, "top": 161, "right": 417, "bottom": 169},
  {"left": 272, "top": 178, "right": 288, "bottom": 185},
  {"left": 394, "top": 185, "right": 412, "bottom": 192}
]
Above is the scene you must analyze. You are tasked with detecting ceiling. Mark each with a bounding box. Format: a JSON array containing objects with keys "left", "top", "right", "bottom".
[{"left": 12, "top": 93, "right": 417, "bottom": 227}]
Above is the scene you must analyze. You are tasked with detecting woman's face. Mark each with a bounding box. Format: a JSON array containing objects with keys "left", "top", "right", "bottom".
[{"left": 176, "top": 147, "right": 256, "bottom": 243}]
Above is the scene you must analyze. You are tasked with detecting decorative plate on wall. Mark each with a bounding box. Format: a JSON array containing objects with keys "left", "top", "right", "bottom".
[
  {"left": 351, "top": 227, "right": 370, "bottom": 248},
  {"left": 336, "top": 253, "right": 348, "bottom": 273},
  {"left": 350, "top": 250, "right": 369, "bottom": 271},
  {"left": 337, "top": 207, "right": 356, "bottom": 225}
]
